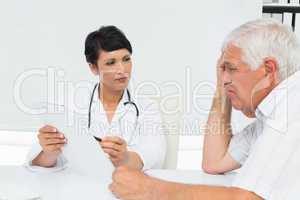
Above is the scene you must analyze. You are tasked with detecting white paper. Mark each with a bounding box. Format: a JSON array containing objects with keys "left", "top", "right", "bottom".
[
  {"left": 39, "top": 103, "right": 114, "bottom": 184},
  {"left": 63, "top": 130, "right": 115, "bottom": 183}
]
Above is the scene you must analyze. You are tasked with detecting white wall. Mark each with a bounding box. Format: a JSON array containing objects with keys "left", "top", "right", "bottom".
[{"left": 0, "top": 0, "right": 262, "bottom": 167}]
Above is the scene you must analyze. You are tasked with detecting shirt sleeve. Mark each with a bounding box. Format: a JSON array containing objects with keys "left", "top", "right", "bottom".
[
  {"left": 228, "top": 120, "right": 260, "bottom": 165},
  {"left": 231, "top": 122, "right": 300, "bottom": 199},
  {"left": 128, "top": 100, "right": 166, "bottom": 171},
  {"left": 24, "top": 142, "right": 68, "bottom": 172}
]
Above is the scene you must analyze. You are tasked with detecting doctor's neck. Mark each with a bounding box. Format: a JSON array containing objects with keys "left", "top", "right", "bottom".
[{"left": 98, "top": 83, "right": 123, "bottom": 105}]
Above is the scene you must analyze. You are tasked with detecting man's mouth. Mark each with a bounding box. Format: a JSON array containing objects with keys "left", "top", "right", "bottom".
[{"left": 226, "top": 89, "right": 236, "bottom": 98}]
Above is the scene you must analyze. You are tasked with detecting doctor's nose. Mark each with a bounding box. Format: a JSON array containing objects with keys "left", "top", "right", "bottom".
[{"left": 116, "top": 61, "right": 126, "bottom": 73}]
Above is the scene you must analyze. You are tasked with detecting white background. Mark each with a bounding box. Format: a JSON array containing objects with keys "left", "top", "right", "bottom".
[{"left": 0, "top": 0, "right": 262, "bottom": 168}]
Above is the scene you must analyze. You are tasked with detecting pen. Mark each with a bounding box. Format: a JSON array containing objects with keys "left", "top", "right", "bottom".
[{"left": 93, "top": 136, "right": 102, "bottom": 142}]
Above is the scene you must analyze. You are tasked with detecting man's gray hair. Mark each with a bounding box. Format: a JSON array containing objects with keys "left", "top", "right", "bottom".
[{"left": 223, "top": 18, "right": 300, "bottom": 80}]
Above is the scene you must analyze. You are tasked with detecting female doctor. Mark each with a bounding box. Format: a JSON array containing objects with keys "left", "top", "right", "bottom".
[{"left": 27, "top": 26, "right": 166, "bottom": 171}]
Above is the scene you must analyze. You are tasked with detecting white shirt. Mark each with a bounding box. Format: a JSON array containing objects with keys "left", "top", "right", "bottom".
[
  {"left": 25, "top": 84, "right": 166, "bottom": 172},
  {"left": 228, "top": 71, "right": 300, "bottom": 199}
]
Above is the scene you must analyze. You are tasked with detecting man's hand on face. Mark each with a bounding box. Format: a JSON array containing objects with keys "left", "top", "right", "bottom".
[
  {"left": 109, "top": 166, "right": 159, "bottom": 200},
  {"left": 217, "top": 53, "right": 226, "bottom": 90},
  {"left": 216, "top": 53, "right": 232, "bottom": 106}
]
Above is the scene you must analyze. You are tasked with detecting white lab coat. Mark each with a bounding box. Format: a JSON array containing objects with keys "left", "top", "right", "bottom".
[{"left": 25, "top": 85, "right": 166, "bottom": 172}]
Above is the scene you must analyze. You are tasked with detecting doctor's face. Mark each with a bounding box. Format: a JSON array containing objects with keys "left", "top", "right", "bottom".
[{"left": 90, "top": 48, "right": 132, "bottom": 92}]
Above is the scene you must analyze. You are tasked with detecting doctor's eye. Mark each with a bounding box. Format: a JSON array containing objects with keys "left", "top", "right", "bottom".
[
  {"left": 106, "top": 59, "right": 116, "bottom": 66},
  {"left": 106, "top": 60, "right": 115, "bottom": 66},
  {"left": 123, "top": 55, "right": 131, "bottom": 62}
]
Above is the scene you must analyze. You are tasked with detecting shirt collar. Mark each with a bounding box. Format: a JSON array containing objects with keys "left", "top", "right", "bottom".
[
  {"left": 256, "top": 70, "right": 300, "bottom": 120},
  {"left": 255, "top": 71, "right": 300, "bottom": 133}
]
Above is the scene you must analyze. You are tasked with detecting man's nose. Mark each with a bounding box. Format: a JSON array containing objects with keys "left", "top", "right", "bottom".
[{"left": 222, "top": 70, "right": 232, "bottom": 86}]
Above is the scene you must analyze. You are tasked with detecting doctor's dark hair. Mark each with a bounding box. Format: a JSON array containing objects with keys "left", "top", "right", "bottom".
[{"left": 84, "top": 25, "right": 132, "bottom": 65}]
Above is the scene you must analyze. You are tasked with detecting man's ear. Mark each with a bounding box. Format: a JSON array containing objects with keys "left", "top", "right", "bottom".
[
  {"left": 263, "top": 57, "right": 278, "bottom": 75},
  {"left": 263, "top": 57, "right": 279, "bottom": 85},
  {"left": 89, "top": 63, "right": 99, "bottom": 75}
]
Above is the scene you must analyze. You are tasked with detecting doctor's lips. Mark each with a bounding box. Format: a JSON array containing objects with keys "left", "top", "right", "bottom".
[{"left": 115, "top": 76, "right": 128, "bottom": 83}]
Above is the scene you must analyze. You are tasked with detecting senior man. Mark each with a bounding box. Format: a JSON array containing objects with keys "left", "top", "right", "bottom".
[{"left": 109, "top": 18, "right": 300, "bottom": 200}]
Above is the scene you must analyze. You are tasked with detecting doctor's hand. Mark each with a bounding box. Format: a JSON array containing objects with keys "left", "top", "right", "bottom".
[
  {"left": 100, "top": 136, "right": 129, "bottom": 167},
  {"left": 38, "top": 125, "right": 67, "bottom": 157}
]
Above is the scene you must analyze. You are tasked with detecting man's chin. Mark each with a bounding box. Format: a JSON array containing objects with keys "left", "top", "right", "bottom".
[
  {"left": 237, "top": 106, "right": 256, "bottom": 118},
  {"left": 231, "top": 102, "right": 254, "bottom": 118},
  {"left": 242, "top": 110, "right": 256, "bottom": 118},
  {"left": 231, "top": 100, "right": 242, "bottom": 110}
]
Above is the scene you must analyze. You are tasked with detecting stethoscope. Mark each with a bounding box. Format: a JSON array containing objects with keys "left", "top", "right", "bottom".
[{"left": 88, "top": 83, "right": 139, "bottom": 130}]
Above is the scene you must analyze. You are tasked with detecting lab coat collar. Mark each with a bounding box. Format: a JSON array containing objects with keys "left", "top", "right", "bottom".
[
  {"left": 92, "top": 83, "right": 130, "bottom": 105},
  {"left": 91, "top": 83, "right": 131, "bottom": 119}
]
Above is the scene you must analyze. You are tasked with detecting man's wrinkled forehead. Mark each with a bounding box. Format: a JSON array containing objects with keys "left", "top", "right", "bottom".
[{"left": 220, "top": 44, "right": 243, "bottom": 65}]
